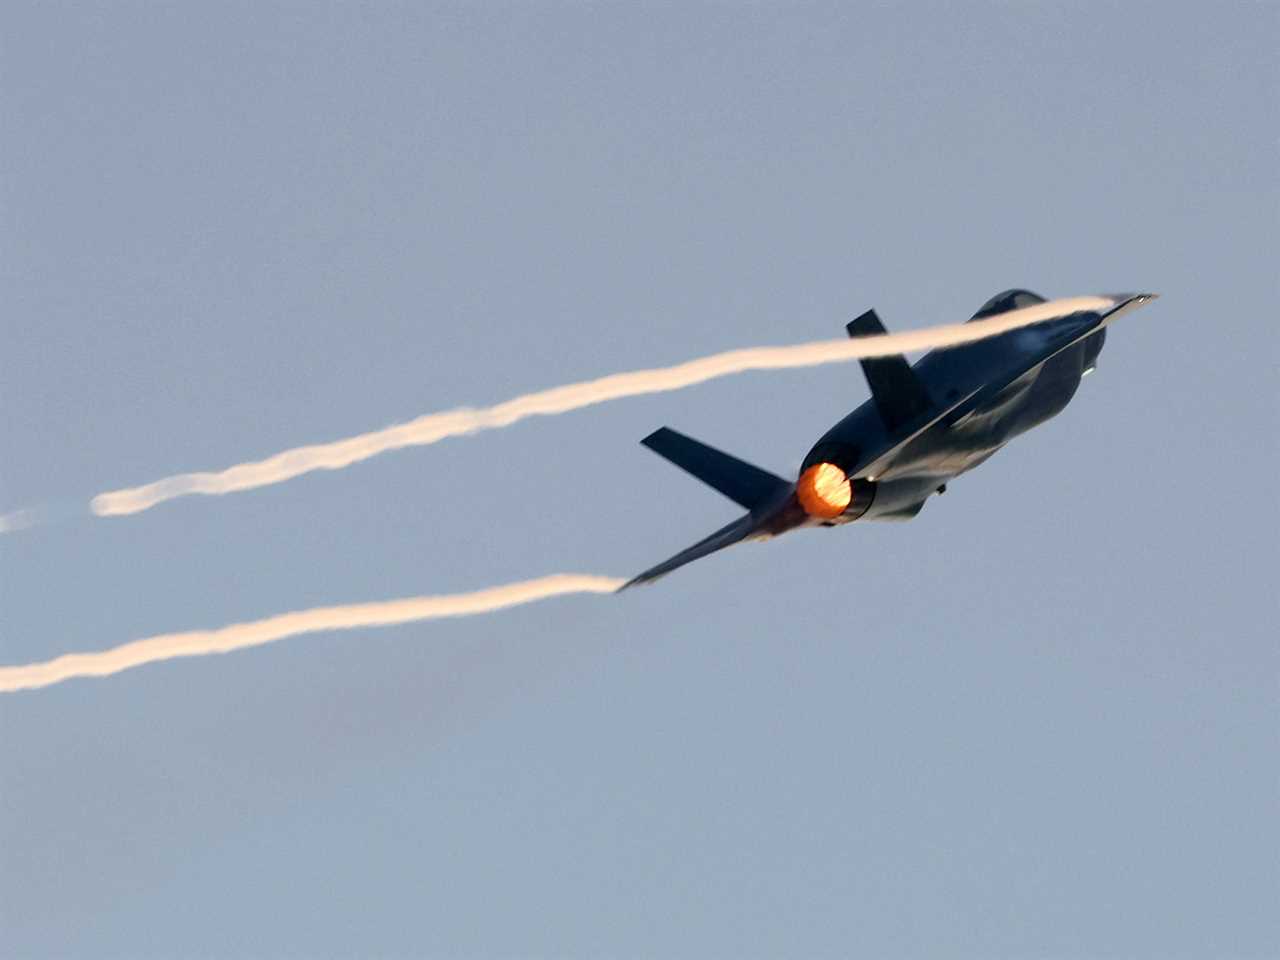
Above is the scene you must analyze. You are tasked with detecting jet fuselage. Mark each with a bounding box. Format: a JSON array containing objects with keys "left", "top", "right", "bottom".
[
  {"left": 797, "top": 291, "right": 1148, "bottom": 525},
  {"left": 623, "top": 290, "right": 1155, "bottom": 587}
]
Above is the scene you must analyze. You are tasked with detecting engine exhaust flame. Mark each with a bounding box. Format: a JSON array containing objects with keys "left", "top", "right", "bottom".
[
  {"left": 0, "top": 573, "right": 623, "bottom": 693},
  {"left": 85, "top": 296, "right": 1115, "bottom": 520},
  {"left": 797, "top": 463, "right": 852, "bottom": 518}
]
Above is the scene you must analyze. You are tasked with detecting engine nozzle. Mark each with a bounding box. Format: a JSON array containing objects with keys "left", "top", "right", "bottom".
[{"left": 797, "top": 462, "right": 852, "bottom": 519}]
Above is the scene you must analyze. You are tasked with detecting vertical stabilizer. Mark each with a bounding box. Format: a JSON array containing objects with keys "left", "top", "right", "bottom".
[{"left": 845, "top": 310, "right": 933, "bottom": 431}]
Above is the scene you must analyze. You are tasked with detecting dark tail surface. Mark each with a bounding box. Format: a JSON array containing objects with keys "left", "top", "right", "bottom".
[
  {"left": 619, "top": 513, "right": 761, "bottom": 590},
  {"left": 845, "top": 309, "right": 933, "bottom": 431},
  {"left": 640, "top": 427, "right": 791, "bottom": 513},
  {"left": 622, "top": 428, "right": 796, "bottom": 589}
]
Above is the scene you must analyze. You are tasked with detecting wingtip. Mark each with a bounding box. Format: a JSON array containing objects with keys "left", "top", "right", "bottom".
[
  {"left": 845, "top": 308, "right": 885, "bottom": 339},
  {"left": 639, "top": 426, "right": 672, "bottom": 449},
  {"left": 1103, "top": 292, "right": 1159, "bottom": 307},
  {"left": 615, "top": 572, "right": 658, "bottom": 592}
]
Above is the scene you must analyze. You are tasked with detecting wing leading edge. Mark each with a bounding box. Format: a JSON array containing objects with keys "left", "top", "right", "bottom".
[
  {"left": 621, "top": 428, "right": 795, "bottom": 590},
  {"left": 618, "top": 513, "right": 762, "bottom": 590}
]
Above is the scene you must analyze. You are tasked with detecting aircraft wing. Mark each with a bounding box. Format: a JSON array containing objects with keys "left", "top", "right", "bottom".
[
  {"left": 852, "top": 386, "right": 984, "bottom": 481},
  {"left": 852, "top": 303, "right": 1120, "bottom": 481},
  {"left": 618, "top": 512, "right": 763, "bottom": 590}
]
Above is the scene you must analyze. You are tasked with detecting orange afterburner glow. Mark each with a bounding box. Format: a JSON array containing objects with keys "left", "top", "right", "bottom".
[{"left": 797, "top": 463, "right": 852, "bottom": 519}]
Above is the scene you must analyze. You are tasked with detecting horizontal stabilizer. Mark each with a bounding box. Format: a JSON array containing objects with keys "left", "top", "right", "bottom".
[
  {"left": 620, "top": 513, "right": 759, "bottom": 589},
  {"left": 845, "top": 309, "right": 933, "bottom": 431},
  {"left": 641, "top": 427, "right": 791, "bottom": 513}
]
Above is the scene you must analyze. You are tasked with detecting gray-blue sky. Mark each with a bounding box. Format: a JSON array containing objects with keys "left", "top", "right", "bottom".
[{"left": 1, "top": 3, "right": 1276, "bottom": 957}]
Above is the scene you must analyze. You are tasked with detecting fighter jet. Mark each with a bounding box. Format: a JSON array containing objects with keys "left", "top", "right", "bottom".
[{"left": 622, "top": 289, "right": 1156, "bottom": 588}]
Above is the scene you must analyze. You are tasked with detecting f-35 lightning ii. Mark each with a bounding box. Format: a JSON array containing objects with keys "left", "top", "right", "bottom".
[{"left": 623, "top": 289, "right": 1156, "bottom": 588}]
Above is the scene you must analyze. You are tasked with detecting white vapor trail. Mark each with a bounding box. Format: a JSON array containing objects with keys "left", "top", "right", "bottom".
[
  {"left": 0, "top": 574, "right": 623, "bottom": 693},
  {"left": 89, "top": 296, "right": 1114, "bottom": 518},
  {"left": 0, "top": 509, "right": 38, "bottom": 534}
]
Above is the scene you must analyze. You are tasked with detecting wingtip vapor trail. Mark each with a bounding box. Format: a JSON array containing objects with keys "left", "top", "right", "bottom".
[
  {"left": 0, "top": 573, "right": 624, "bottom": 693},
  {"left": 0, "top": 509, "right": 38, "bottom": 534},
  {"left": 0, "top": 294, "right": 1129, "bottom": 693},
  {"left": 0, "top": 501, "right": 91, "bottom": 537},
  {"left": 85, "top": 295, "right": 1115, "bottom": 520}
]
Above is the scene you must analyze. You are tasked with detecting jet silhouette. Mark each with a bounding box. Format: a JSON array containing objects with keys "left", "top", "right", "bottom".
[{"left": 623, "top": 289, "right": 1156, "bottom": 588}]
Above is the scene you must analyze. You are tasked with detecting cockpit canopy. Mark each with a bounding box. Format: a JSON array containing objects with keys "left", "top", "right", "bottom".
[{"left": 968, "top": 289, "right": 1046, "bottom": 321}]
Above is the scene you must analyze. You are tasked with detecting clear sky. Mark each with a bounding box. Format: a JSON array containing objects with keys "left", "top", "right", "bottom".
[{"left": 1, "top": 3, "right": 1276, "bottom": 957}]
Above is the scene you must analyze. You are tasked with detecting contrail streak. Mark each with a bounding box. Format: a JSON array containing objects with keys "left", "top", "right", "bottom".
[
  {"left": 89, "top": 296, "right": 1114, "bottom": 518},
  {"left": 0, "top": 573, "right": 623, "bottom": 693},
  {"left": 0, "top": 509, "right": 38, "bottom": 534}
]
